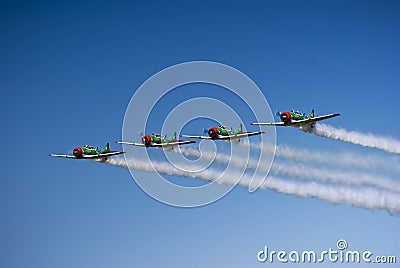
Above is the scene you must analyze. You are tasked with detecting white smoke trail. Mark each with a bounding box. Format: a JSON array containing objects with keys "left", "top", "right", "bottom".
[
  {"left": 271, "top": 161, "right": 400, "bottom": 193},
  {"left": 104, "top": 156, "right": 400, "bottom": 215},
  {"left": 244, "top": 142, "right": 400, "bottom": 173},
  {"left": 262, "top": 177, "right": 400, "bottom": 215},
  {"left": 314, "top": 123, "right": 400, "bottom": 155},
  {"left": 176, "top": 147, "right": 400, "bottom": 193}
]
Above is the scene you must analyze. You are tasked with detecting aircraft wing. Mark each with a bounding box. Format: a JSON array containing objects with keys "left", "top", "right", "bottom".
[
  {"left": 290, "top": 113, "right": 340, "bottom": 125},
  {"left": 179, "top": 134, "right": 212, "bottom": 140},
  {"left": 251, "top": 113, "right": 340, "bottom": 127},
  {"left": 49, "top": 151, "right": 125, "bottom": 159},
  {"left": 217, "top": 131, "right": 265, "bottom": 140},
  {"left": 117, "top": 140, "right": 196, "bottom": 147},
  {"left": 181, "top": 132, "right": 264, "bottom": 140},
  {"left": 49, "top": 154, "right": 77, "bottom": 158},
  {"left": 116, "top": 141, "right": 146, "bottom": 147},
  {"left": 251, "top": 122, "right": 286, "bottom": 126},
  {"left": 82, "top": 151, "right": 125, "bottom": 158},
  {"left": 150, "top": 140, "right": 196, "bottom": 147}
]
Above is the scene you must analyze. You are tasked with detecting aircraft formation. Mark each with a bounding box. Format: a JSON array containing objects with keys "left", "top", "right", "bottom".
[{"left": 50, "top": 109, "right": 340, "bottom": 160}]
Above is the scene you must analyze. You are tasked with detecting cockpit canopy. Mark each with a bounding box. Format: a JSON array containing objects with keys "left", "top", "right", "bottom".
[{"left": 219, "top": 125, "right": 230, "bottom": 130}]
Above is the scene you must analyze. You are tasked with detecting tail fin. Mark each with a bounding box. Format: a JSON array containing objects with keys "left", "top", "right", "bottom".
[
  {"left": 275, "top": 110, "right": 281, "bottom": 117},
  {"left": 237, "top": 123, "right": 243, "bottom": 133},
  {"left": 202, "top": 128, "right": 208, "bottom": 134},
  {"left": 310, "top": 109, "right": 315, "bottom": 118},
  {"left": 172, "top": 132, "right": 177, "bottom": 141},
  {"left": 105, "top": 143, "right": 110, "bottom": 152}
]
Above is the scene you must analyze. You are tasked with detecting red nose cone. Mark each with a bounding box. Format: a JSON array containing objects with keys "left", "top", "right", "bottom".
[
  {"left": 73, "top": 147, "right": 83, "bottom": 158},
  {"left": 208, "top": 127, "right": 219, "bottom": 139},
  {"left": 280, "top": 112, "right": 291, "bottom": 124},
  {"left": 142, "top": 135, "right": 152, "bottom": 147}
]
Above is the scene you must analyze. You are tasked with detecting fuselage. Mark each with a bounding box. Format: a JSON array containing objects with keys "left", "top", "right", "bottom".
[
  {"left": 142, "top": 133, "right": 174, "bottom": 146},
  {"left": 279, "top": 110, "right": 309, "bottom": 123},
  {"left": 207, "top": 126, "right": 234, "bottom": 139},
  {"left": 278, "top": 110, "right": 314, "bottom": 133},
  {"left": 73, "top": 145, "right": 107, "bottom": 158}
]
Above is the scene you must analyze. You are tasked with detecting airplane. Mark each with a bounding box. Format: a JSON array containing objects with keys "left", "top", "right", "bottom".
[
  {"left": 49, "top": 143, "right": 125, "bottom": 159},
  {"left": 180, "top": 123, "right": 264, "bottom": 141},
  {"left": 116, "top": 132, "right": 196, "bottom": 148},
  {"left": 251, "top": 109, "right": 340, "bottom": 132}
]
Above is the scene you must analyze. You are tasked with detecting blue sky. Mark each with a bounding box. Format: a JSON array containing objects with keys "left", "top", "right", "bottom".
[{"left": 1, "top": 1, "right": 399, "bottom": 267}]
